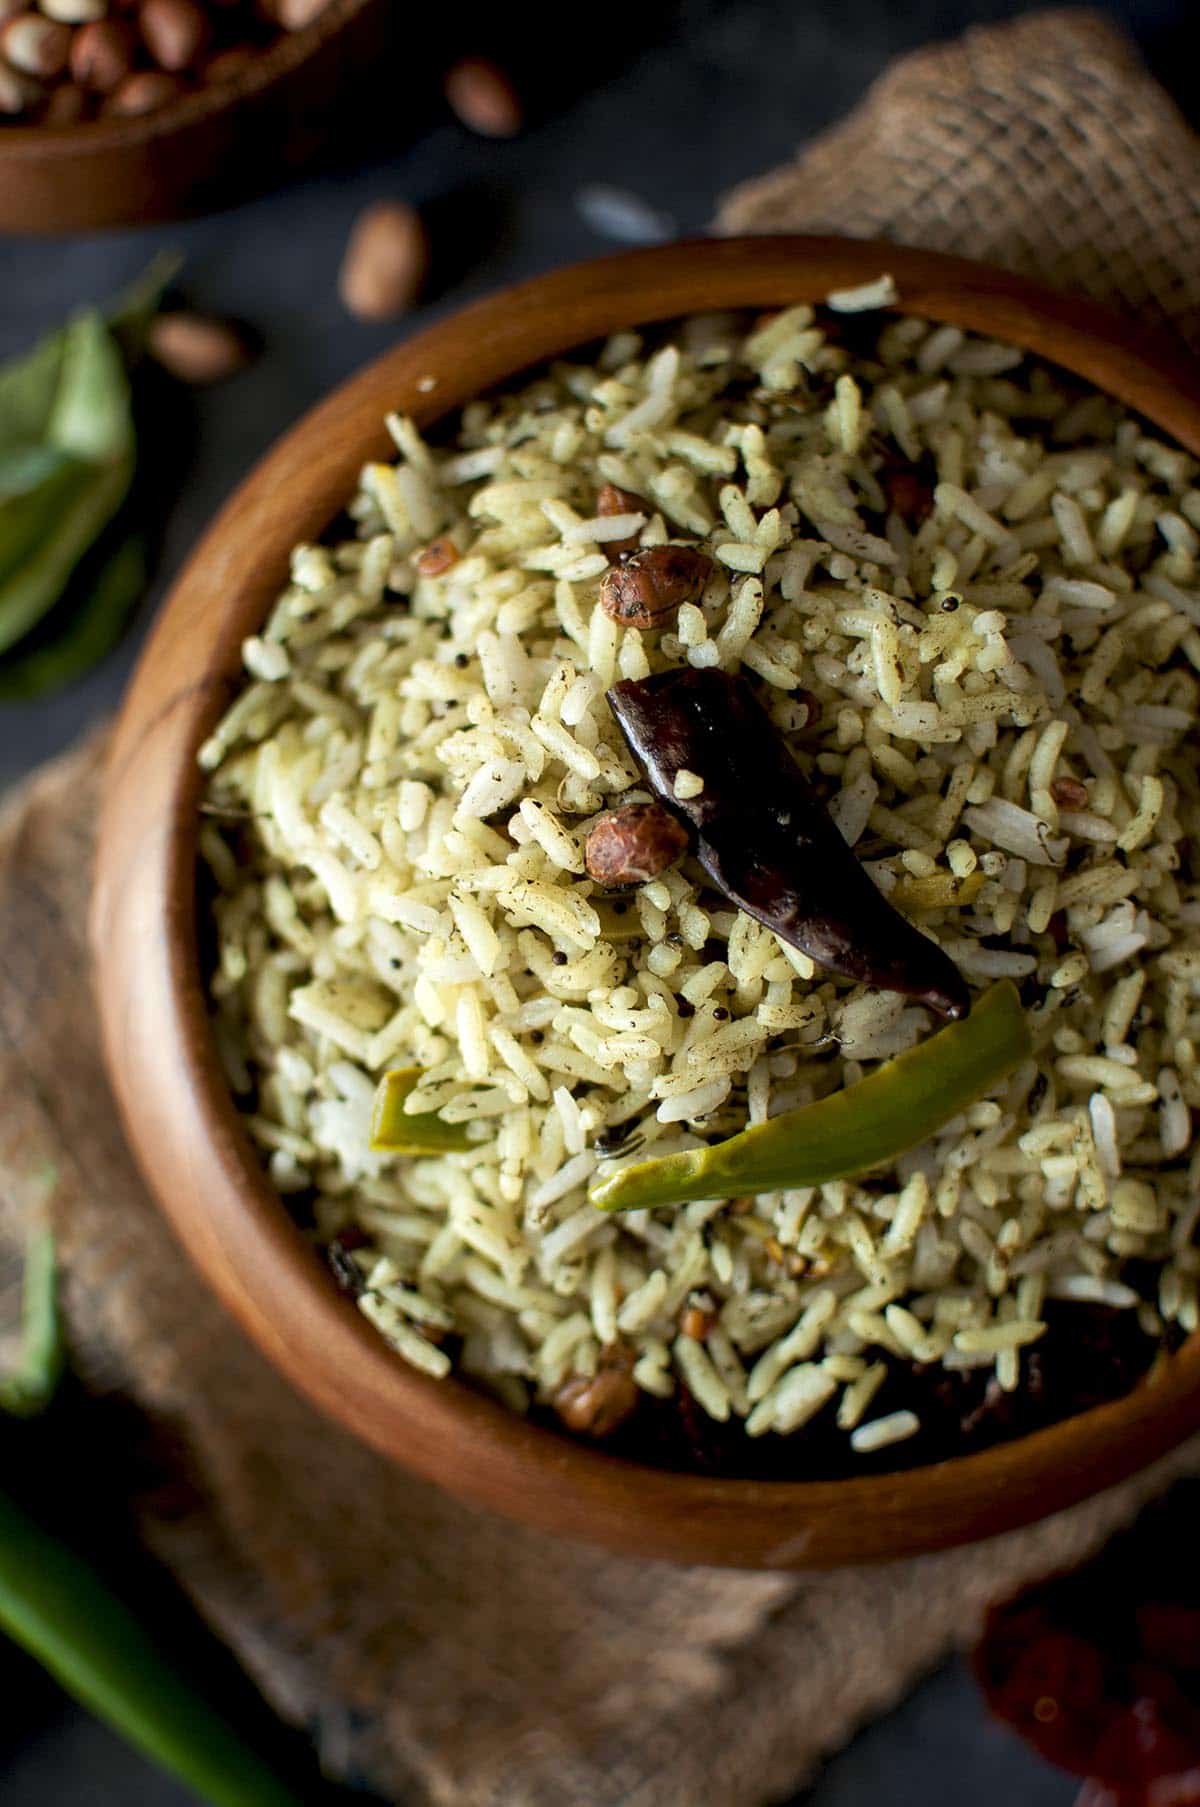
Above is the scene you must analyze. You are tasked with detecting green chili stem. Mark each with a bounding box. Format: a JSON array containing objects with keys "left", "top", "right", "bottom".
[
  {"left": 0, "top": 1487, "right": 305, "bottom": 1807},
  {"left": 370, "top": 1065, "right": 476, "bottom": 1155},
  {"left": 590, "top": 981, "right": 1032, "bottom": 1214}
]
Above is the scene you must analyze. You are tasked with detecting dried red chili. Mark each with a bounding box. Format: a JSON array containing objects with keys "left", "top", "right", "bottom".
[{"left": 605, "top": 667, "right": 969, "bottom": 1018}]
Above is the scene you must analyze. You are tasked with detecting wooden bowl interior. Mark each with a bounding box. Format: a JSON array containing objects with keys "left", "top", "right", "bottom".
[{"left": 93, "top": 237, "right": 1200, "bottom": 1568}]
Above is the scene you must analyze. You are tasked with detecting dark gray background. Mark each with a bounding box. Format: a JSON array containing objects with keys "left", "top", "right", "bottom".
[{"left": 2, "top": 0, "right": 1192, "bottom": 1798}]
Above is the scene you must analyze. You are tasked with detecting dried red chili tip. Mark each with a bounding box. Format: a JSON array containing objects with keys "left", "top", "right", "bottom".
[
  {"left": 1051, "top": 775, "right": 1090, "bottom": 811},
  {"left": 599, "top": 544, "right": 713, "bottom": 631},
  {"left": 606, "top": 667, "right": 970, "bottom": 1019},
  {"left": 416, "top": 536, "right": 460, "bottom": 577},
  {"left": 584, "top": 801, "right": 689, "bottom": 887},
  {"left": 596, "top": 481, "right": 651, "bottom": 559}
]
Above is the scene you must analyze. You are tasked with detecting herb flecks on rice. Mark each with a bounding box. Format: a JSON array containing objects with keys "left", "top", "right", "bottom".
[{"left": 201, "top": 302, "right": 1200, "bottom": 1457}]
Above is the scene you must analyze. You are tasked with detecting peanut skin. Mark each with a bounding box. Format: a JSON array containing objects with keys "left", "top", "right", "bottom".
[
  {"left": 599, "top": 544, "right": 713, "bottom": 631},
  {"left": 584, "top": 802, "right": 690, "bottom": 888},
  {"left": 339, "top": 200, "right": 428, "bottom": 323}
]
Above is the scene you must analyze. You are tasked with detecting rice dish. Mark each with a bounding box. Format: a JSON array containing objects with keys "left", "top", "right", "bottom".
[{"left": 198, "top": 293, "right": 1200, "bottom": 1471}]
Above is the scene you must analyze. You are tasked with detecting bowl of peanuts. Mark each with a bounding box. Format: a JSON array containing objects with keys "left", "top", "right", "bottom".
[{"left": 0, "top": 0, "right": 388, "bottom": 231}]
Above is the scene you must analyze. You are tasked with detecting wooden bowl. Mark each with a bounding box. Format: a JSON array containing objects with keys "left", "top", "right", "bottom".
[
  {"left": 0, "top": 0, "right": 386, "bottom": 233},
  {"left": 93, "top": 237, "right": 1200, "bottom": 1569}
]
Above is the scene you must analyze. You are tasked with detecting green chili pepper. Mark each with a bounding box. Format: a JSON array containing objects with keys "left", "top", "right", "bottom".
[
  {"left": 589, "top": 980, "right": 1031, "bottom": 1214},
  {"left": 370, "top": 1066, "right": 475, "bottom": 1154},
  {"left": 0, "top": 1226, "right": 308, "bottom": 1805},
  {"left": 0, "top": 1488, "right": 305, "bottom": 1807},
  {"left": 0, "top": 1227, "right": 62, "bottom": 1418}
]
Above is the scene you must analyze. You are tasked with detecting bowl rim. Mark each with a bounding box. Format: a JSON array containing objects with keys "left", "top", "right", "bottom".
[
  {"left": 93, "top": 235, "right": 1200, "bottom": 1570},
  {"left": 0, "top": 0, "right": 371, "bottom": 155}
]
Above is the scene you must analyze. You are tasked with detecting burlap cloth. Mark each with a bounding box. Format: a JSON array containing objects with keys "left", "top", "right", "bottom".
[{"left": 5, "top": 11, "right": 1200, "bottom": 1803}]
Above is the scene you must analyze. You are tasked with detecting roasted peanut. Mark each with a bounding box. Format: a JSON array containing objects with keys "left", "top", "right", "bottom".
[
  {"left": 41, "top": 79, "right": 88, "bottom": 121},
  {"left": 203, "top": 43, "right": 254, "bottom": 84},
  {"left": 0, "top": 58, "right": 36, "bottom": 112},
  {"left": 339, "top": 200, "right": 428, "bottom": 323},
  {"left": 584, "top": 801, "right": 690, "bottom": 887},
  {"left": 39, "top": 0, "right": 106, "bottom": 20},
  {"left": 148, "top": 311, "right": 252, "bottom": 384},
  {"left": 553, "top": 1366, "right": 637, "bottom": 1438},
  {"left": 2, "top": 13, "right": 72, "bottom": 78},
  {"left": 416, "top": 537, "right": 460, "bottom": 577},
  {"left": 70, "top": 18, "right": 136, "bottom": 90},
  {"left": 598, "top": 544, "right": 713, "bottom": 630},
  {"left": 269, "top": 0, "right": 335, "bottom": 28},
  {"left": 1050, "top": 775, "right": 1089, "bottom": 811},
  {"left": 139, "top": 0, "right": 210, "bottom": 71},
  {"left": 443, "top": 56, "right": 521, "bottom": 137},
  {"left": 596, "top": 481, "right": 650, "bottom": 559},
  {"left": 102, "top": 67, "right": 181, "bottom": 112}
]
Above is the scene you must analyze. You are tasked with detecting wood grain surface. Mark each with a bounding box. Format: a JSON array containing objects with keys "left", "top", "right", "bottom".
[{"left": 93, "top": 237, "right": 1200, "bottom": 1568}]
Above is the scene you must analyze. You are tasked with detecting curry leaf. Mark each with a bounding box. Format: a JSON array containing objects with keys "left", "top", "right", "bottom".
[
  {"left": 0, "top": 534, "right": 146, "bottom": 701},
  {"left": 0, "top": 311, "right": 134, "bottom": 657}
]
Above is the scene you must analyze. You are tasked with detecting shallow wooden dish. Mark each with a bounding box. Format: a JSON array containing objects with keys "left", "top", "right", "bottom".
[
  {"left": 93, "top": 237, "right": 1200, "bottom": 1569},
  {"left": 0, "top": 0, "right": 384, "bottom": 232}
]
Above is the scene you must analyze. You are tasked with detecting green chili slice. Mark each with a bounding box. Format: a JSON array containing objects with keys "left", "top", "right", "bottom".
[
  {"left": 0, "top": 1488, "right": 305, "bottom": 1807},
  {"left": 370, "top": 1066, "right": 475, "bottom": 1154},
  {"left": 589, "top": 981, "right": 1031, "bottom": 1214}
]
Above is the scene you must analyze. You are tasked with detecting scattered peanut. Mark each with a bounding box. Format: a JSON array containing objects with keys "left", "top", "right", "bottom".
[
  {"left": 40, "top": 0, "right": 106, "bottom": 22},
  {"left": 584, "top": 801, "right": 690, "bottom": 888},
  {"left": 443, "top": 55, "right": 521, "bottom": 137},
  {"left": 202, "top": 42, "right": 253, "bottom": 83},
  {"left": 266, "top": 0, "right": 335, "bottom": 28},
  {"left": 339, "top": 200, "right": 428, "bottom": 323},
  {"left": 148, "top": 311, "right": 252, "bottom": 385},
  {"left": 0, "top": 58, "right": 37, "bottom": 111},
  {"left": 70, "top": 18, "right": 136, "bottom": 90},
  {"left": 599, "top": 543, "right": 713, "bottom": 630},
  {"left": 139, "top": 0, "right": 210, "bottom": 72},
  {"left": 416, "top": 536, "right": 460, "bottom": 577},
  {"left": 102, "top": 66, "right": 181, "bottom": 112},
  {"left": 553, "top": 1366, "right": 637, "bottom": 1438},
  {"left": 2, "top": 13, "right": 73, "bottom": 79},
  {"left": 40, "top": 77, "right": 86, "bottom": 119},
  {"left": 596, "top": 480, "right": 650, "bottom": 559}
]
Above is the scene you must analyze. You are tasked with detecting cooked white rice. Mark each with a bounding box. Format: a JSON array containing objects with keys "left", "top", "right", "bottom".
[{"left": 200, "top": 295, "right": 1200, "bottom": 1454}]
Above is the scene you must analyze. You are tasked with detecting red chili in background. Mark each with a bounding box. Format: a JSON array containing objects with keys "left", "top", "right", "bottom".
[{"left": 974, "top": 1486, "right": 1200, "bottom": 1807}]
